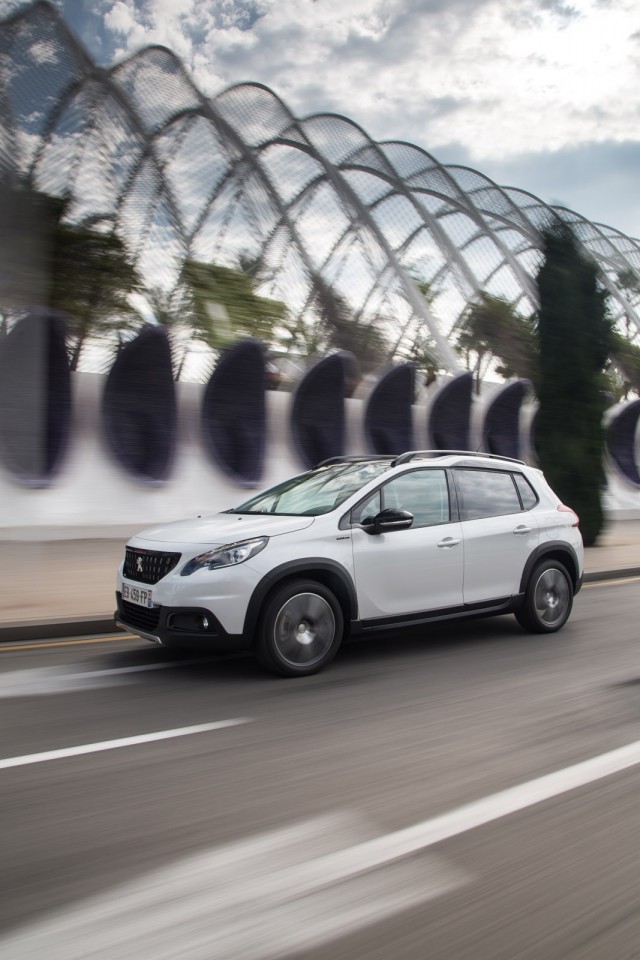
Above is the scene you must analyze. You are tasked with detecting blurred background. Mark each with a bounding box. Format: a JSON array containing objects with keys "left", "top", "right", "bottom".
[{"left": 1, "top": 0, "right": 640, "bottom": 607}]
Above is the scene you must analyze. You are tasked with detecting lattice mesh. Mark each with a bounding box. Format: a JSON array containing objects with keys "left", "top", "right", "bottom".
[{"left": 3, "top": 0, "right": 640, "bottom": 376}]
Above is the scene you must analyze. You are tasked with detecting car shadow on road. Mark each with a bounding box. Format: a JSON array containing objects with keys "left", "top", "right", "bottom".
[{"left": 99, "top": 613, "right": 559, "bottom": 687}]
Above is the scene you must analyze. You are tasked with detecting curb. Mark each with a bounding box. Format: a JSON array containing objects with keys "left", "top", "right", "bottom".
[
  {"left": 582, "top": 567, "right": 640, "bottom": 583},
  {"left": 1, "top": 567, "right": 639, "bottom": 645},
  {"left": 0, "top": 616, "right": 117, "bottom": 644}
]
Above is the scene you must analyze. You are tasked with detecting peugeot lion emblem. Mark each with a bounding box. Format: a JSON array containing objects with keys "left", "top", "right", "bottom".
[{"left": 136, "top": 557, "right": 144, "bottom": 574}]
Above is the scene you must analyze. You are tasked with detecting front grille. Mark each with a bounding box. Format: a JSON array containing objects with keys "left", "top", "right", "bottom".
[
  {"left": 119, "top": 598, "right": 162, "bottom": 633},
  {"left": 124, "top": 548, "right": 181, "bottom": 584}
]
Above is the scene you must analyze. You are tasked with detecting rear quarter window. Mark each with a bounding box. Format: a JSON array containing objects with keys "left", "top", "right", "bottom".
[{"left": 513, "top": 473, "right": 538, "bottom": 510}]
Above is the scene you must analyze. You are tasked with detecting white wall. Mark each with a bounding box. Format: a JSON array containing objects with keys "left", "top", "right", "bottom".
[{"left": 1, "top": 372, "right": 639, "bottom": 539}]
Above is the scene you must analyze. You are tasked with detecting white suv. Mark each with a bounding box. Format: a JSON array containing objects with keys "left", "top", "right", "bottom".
[{"left": 115, "top": 451, "right": 584, "bottom": 677}]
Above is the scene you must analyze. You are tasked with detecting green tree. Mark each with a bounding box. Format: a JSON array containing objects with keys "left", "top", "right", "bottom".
[
  {"left": 609, "top": 331, "right": 640, "bottom": 397},
  {"left": 399, "top": 279, "right": 445, "bottom": 385},
  {"left": 179, "top": 258, "right": 289, "bottom": 351},
  {"left": 0, "top": 187, "right": 142, "bottom": 368},
  {"left": 283, "top": 276, "right": 390, "bottom": 377},
  {"left": 49, "top": 201, "right": 142, "bottom": 370},
  {"left": 457, "top": 292, "right": 537, "bottom": 390},
  {"left": 605, "top": 268, "right": 640, "bottom": 399},
  {"left": 535, "top": 224, "right": 613, "bottom": 546},
  {"left": 616, "top": 268, "right": 640, "bottom": 339}
]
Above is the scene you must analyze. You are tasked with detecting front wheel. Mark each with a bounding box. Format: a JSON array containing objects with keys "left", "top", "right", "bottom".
[
  {"left": 515, "top": 559, "right": 573, "bottom": 633},
  {"left": 255, "top": 579, "right": 344, "bottom": 677}
]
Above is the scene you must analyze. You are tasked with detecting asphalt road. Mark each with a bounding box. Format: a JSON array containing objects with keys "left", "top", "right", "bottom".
[{"left": 0, "top": 578, "right": 639, "bottom": 959}]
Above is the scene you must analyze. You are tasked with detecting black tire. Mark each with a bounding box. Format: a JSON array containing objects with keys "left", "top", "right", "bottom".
[
  {"left": 515, "top": 559, "right": 573, "bottom": 634},
  {"left": 255, "top": 579, "right": 344, "bottom": 677}
]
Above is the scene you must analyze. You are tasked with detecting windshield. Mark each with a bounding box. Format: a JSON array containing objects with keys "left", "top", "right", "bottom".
[{"left": 230, "top": 461, "right": 392, "bottom": 516}]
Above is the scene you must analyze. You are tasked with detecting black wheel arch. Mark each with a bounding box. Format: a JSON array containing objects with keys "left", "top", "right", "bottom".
[
  {"left": 242, "top": 559, "right": 358, "bottom": 641},
  {"left": 518, "top": 542, "right": 581, "bottom": 596}
]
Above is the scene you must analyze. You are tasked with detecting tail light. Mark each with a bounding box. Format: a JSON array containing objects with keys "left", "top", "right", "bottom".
[{"left": 557, "top": 504, "right": 579, "bottom": 527}]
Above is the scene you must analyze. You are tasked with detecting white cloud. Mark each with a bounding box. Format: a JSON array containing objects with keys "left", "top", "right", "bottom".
[
  {"left": 90, "top": 0, "right": 640, "bottom": 155},
  {"left": 19, "top": 0, "right": 640, "bottom": 235},
  {"left": 104, "top": 1, "right": 136, "bottom": 35}
]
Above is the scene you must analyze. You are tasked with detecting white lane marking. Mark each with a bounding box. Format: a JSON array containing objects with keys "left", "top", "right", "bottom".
[
  {"left": 0, "top": 659, "right": 210, "bottom": 697},
  {"left": 0, "top": 719, "right": 251, "bottom": 770},
  {"left": 330, "top": 740, "right": 640, "bottom": 870},
  {"left": 0, "top": 812, "right": 469, "bottom": 960},
  {"left": 3, "top": 741, "right": 640, "bottom": 959}
]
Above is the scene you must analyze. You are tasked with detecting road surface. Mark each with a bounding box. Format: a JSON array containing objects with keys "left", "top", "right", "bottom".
[{"left": 1, "top": 578, "right": 639, "bottom": 959}]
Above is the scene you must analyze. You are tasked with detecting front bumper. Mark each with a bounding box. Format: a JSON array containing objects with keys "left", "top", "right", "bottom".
[{"left": 115, "top": 593, "right": 245, "bottom": 652}]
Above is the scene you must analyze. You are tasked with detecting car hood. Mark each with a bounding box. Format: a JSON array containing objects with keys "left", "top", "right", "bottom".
[{"left": 131, "top": 513, "right": 316, "bottom": 546}]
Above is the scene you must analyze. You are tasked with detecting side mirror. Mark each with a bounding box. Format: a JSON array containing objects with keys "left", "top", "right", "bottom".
[{"left": 365, "top": 507, "right": 414, "bottom": 535}]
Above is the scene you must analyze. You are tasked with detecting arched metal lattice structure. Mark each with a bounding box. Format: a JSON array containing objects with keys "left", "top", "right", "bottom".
[{"left": 2, "top": 0, "right": 640, "bottom": 378}]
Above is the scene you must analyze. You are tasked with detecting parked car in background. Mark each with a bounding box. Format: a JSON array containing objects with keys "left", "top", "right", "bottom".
[{"left": 115, "top": 451, "right": 584, "bottom": 677}]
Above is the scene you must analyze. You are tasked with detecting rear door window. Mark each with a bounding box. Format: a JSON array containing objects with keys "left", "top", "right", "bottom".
[{"left": 454, "top": 468, "right": 522, "bottom": 520}]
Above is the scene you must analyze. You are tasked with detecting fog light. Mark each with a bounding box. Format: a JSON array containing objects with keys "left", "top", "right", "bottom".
[{"left": 201, "top": 616, "right": 209, "bottom": 630}]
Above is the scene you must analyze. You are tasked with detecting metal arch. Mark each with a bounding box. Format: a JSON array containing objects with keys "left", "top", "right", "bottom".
[
  {"left": 264, "top": 109, "right": 640, "bottom": 356},
  {"left": 485, "top": 188, "right": 640, "bottom": 335},
  {"left": 173, "top": 88, "right": 347, "bottom": 322},
  {"left": 111, "top": 107, "right": 243, "bottom": 255},
  {"left": 264, "top": 112, "right": 473, "bottom": 367},
  {"left": 265, "top": 162, "right": 472, "bottom": 337},
  {"left": 261, "top": 168, "right": 441, "bottom": 361},
  {"left": 259, "top": 130, "right": 462, "bottom": 370},
  {"left": 306, "top": 128, "right": 495, "bottom": 309},
  {"left": 343, "top": 163, "right": 486, "bottom": 302},
  {"left": 519, "top": 195, "right": 640, "bottom": 336},
  {"left": 367, "top": 143, "right": 541, "bottom": 300},
  {"left": 505, "top": 193, "right": 640, "bottom": 337},
  {"left": 86, "top": 67, "right": 329, "bottom": 304},
  {"left": 428, "top": 163, "right": 541, "bottom": 303},
  {"left": 163, "top": 84, "right": 384, "bottom": 313},
  {"left": 5, "top": 5, "right": 640, "bottom": 378},
  {"left": 24, "top": 51, "right": 187, "bottom": 261}
]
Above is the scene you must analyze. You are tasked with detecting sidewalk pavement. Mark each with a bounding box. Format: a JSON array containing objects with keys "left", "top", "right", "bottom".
[{"left": 1, "top": 520, "right": 640, "bottom": 643}]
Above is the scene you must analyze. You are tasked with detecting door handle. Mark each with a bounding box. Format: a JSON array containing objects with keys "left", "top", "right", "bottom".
[
  {"left": 437, "top": 537, "right": 460, "bottom": 548},
  {"left": 513, "top": 525, "right": 532, "bottom": 535}
]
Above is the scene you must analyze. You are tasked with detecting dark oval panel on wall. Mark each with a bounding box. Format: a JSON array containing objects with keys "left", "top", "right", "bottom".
[
  {"left": 364, "top": 362, "right": 415, "bottom": 455},
  {"left": 291, "top": 351, "right": 358, "bottom": 469},
  {"left": 0, "top": 310, "right": 71, "bottom": 487},
  {"left": 427, "top": 371, "right": 473, "bottom": 450},
  {"left": 201, "top": 339, "right": 266, "bottom": 487},
  {"left": 102, "top": 326, "right": 177, "bottom": 483},
  {"left": 605, "top": 400, "right": 640, "bottom": 487},
  {"left": 480, "top": 379, "right": 530, "bottom": 460}
]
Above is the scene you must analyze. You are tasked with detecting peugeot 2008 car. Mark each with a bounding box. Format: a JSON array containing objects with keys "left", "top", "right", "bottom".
[{"left": 115, "top": 451, "right": 584, "bottom": 677}]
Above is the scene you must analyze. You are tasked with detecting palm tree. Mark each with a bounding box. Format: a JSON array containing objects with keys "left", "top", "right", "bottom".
[
  {"left": 49, "top": 204, "right": 142, "bottom": 370},
  {"left": 305, "top": 276, "right": 390, "bottom": 372},
  {"left": 457, "top": 292, "right": 537, "bottom": 390},
  {"left": 396, "top": 277, "right": 446, "bottom": 385},
  {"left": 0, "top": 185, "right": 142, "bottom": 370}
]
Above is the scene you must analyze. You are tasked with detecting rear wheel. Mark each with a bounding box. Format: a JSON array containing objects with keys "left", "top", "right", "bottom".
[
  {"left": 255, "top": 579, "right": 343, "bottom": 677},
  {"left": 515, "top": 559, "right": 573, "bottom": 633}
]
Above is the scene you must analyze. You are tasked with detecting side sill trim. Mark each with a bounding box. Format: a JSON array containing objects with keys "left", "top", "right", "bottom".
[{"left": 354, "top": 597, "right": 516, "bottom": 633}]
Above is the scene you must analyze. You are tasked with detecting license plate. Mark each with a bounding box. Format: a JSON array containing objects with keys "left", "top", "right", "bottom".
[{"left": 122, "top": 582, "right": 153, "bottom": 608}]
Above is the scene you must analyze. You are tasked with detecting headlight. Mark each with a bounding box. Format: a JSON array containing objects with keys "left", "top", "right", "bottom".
[{"left": 180, "top": 537, "right": 268, "bottom": 575}]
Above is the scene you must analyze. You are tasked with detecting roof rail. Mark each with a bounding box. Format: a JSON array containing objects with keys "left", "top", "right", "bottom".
[
  {"left": 314, "top": 454, "right": 396, "bottom": 468},
  {"left": 391, "top": 450, "right": 526, "bottom": 466}
]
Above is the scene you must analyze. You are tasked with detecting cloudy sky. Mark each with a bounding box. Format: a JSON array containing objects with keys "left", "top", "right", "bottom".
[{"left": 7, "top": 0, "right": 640, "bottom": 238}]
